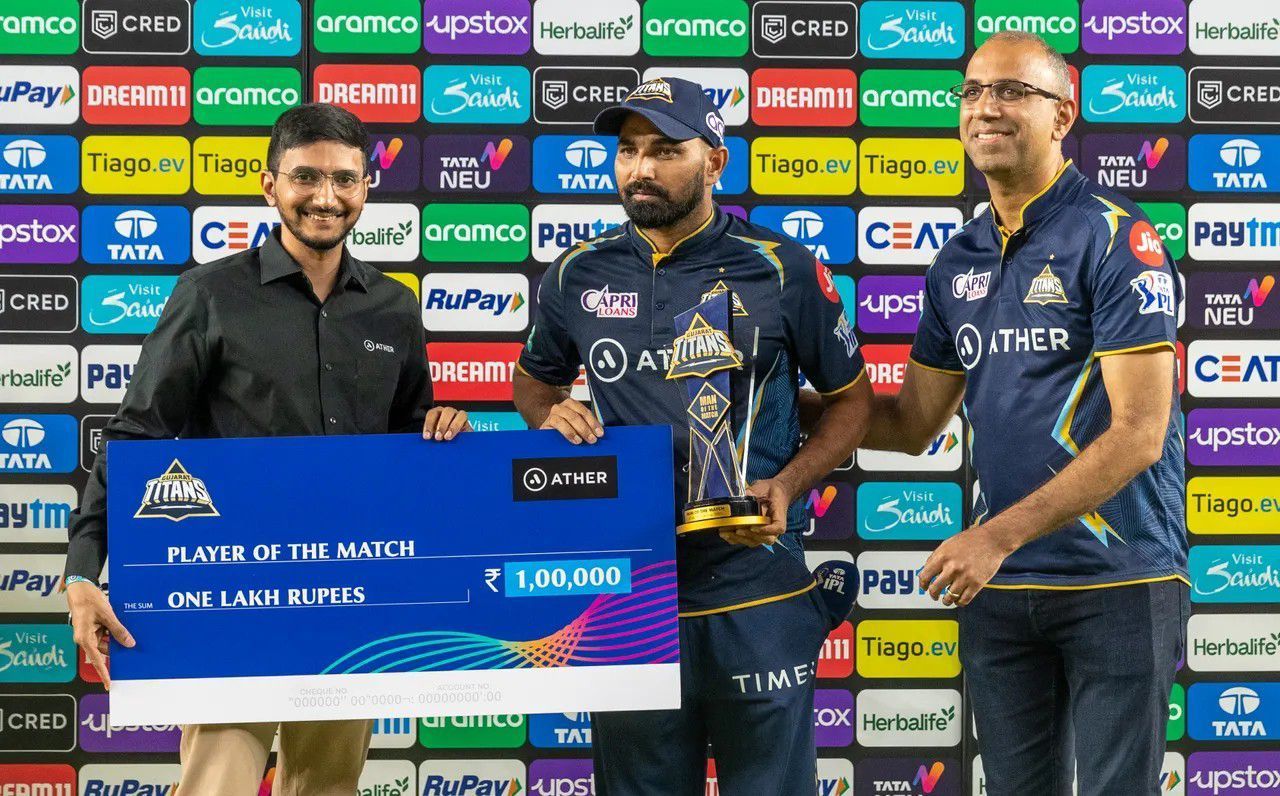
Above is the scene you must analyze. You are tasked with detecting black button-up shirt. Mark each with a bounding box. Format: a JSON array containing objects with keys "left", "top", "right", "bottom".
[{"left": 64, "top": 229, "right": 432, "bottom": 580}]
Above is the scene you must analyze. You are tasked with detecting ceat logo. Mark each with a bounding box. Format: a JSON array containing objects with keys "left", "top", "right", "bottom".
[
  {"left": 1129, "top": 219, "right": 1165, "bottom": 266},
  {"left": 858, "top": 206, "right": 964, "bottom": 265},
  {"left": 817, "top": 621, "right": 853, "bottom": 678},
  {"left": 751, "top": 68, "right": 857, "bottom": 127},
  {"left": 426, "top": 342, "right": 523, "bottom": 401},
  {"left": 862, "top": 344, "right": 911, "bottom": 395},
  {"left": 313, "top": 63, "right": 420, "bottom": 123},
  {"left": 1190, "top": 340, "right": 1280, "bottom": 398},
  {"left": 192, "top": 206, "right": 280, "bottom": 264},
  {"left": 82, "top": 66, "right": 191, "bottom": 125},
  {"left": 816, "top": 259, "right": 840, "bottom": 303}
]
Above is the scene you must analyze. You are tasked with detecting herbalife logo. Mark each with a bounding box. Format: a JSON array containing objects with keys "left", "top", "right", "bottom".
[
  {"left": 1195, "top": 631, "right": 1280, "bottom": 658},
  {"left": 0, "top": 360, "right": 70, "bottom": 389},
  {"left": 135, "top": 459, "right": 220, "bottom": 521},
  {"left": 863, "top": 704, "right": 956, "bottom": 733},
  {"left": 540, "top": 14, "right": 634, "bottom": 40}
]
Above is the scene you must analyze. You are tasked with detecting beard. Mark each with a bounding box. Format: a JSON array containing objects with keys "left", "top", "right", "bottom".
[
  {"left": 276, "top": 200, "right": 357, "bottom": 252},
  {"left": 620, "top": 169, "right": 704, "bottom": 230}
]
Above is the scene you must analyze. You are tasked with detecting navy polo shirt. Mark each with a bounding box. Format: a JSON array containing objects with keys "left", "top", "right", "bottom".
[
  {"left": 519, "top": 206, "right": 867, "bottom": 615},
  {"left": 912, "top": 161, "right": 1187, "bottom": 588}
]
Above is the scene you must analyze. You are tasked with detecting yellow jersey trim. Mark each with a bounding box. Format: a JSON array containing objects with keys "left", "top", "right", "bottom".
[
  {"left": 909, "top": 356, "right": 965, "bottom": 376},
  {"left": 984, "top": 574, "right": 1189, "bottom": 591},
  {"left": 637, "top": 210, "right": 714, "bottom": 267},
  {"left": 1094, "top": 341, "right": 1176, "bottom": 358},
  {"left": 818, "top": 367, "right": 868, "bottom": 397},
  {"left": 677, "top": 580, "right": 816, "bottom": 618}
]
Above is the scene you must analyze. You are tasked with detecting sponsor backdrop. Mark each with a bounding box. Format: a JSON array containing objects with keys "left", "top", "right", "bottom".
[{"left": 0, "top": 0, "right": 1277, "bottom": 793}]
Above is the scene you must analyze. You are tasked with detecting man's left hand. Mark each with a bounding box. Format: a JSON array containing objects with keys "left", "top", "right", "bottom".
[
  {"left": 918, "top": 525, "right": 1010, "bottom": 607},
  {"left": 720, "top": 477, "right": 795, "bottom": 548},
  {"left": 422, "top": 407, "right": 470, "bottom": 441}
]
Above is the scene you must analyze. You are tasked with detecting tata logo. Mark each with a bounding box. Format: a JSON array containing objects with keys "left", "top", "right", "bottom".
[
  {"left": 422, "top": 65, "right": 530, "bottom": 125},
  {"left": 194, "top": 0, "right": 300, "bottom": 56},
  {"left": 0, "top": 136, "right": 78, "bottom": 194},
  {"left": 0, "top": 65, "right": 79, "bottom": 125},
  {"left": 1081, "top": 65, "right": 1185, "bottom": 123},
  {"left": 82, "top": 205, "right": 189, "bottom": 265},
  {"left": 531, "top": 203, "right": 628, "bottom": 263},
  {"left": 0, "top": 415, "right": 76, "bottom": 473},
  {"left": 860, "top": 1, "right": 964, "bottom": 59},
  {"left": 1189, "top": 202, "right": 1280, "bottom": 261},
  {"left": 1189, "top": 683, "right": 1280, "bottom": 741},
  {"left": 528, "top": 712, "right": 591, "bottom": 748},
  {"left": 859, "top": 206, "right": 962, "bottom": 265},
  {"left": 533, "top": 135, "right": 617, "bottom": 194},
  {"left": 81, "top": 275, "right": 177, "bottom": 336},
  {"left": 857, "top": 481, "right": 962, "bottom": 540},
  {"left": 192, "top": 205, "right": 279, "bottom": 264},
  {"left": 1190, "top": 134, "right": 1279, "bottom": 193},
  {"left": 749, "top": 206, "right": 855, "bottom": 264}
]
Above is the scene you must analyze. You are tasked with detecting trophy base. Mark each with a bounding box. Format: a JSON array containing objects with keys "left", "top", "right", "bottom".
[{"left": 676, "top": 496, "right": 770, "bottom": 535}]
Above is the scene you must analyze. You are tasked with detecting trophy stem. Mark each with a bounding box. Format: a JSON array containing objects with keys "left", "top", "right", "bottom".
[{"left": 739, "top": 326, "right": 761, "bottom": 486}]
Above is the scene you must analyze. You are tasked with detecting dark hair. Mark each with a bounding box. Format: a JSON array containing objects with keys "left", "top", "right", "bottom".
[
  {"left": 983, "top": 31, "right": 1073, "bottom": 99},
  {"left": 266, "top": 103, "right": 369, "bottom": 175}
]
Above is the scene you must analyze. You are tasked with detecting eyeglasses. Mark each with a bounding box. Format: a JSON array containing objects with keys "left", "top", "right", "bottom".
[
  {"left": 949, "top": 80, "right": 1063, "bottom": 104},
  {"left": 271, "top": 167, "right": 366, "bottom": 196}
]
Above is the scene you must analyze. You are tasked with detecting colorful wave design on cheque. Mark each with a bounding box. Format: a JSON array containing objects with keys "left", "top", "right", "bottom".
[{"left": 322, "top": 561, "right": 679, "bottom": 674}]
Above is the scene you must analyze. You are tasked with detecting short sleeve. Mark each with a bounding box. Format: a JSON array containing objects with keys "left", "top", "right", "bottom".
[
  {"left": 910, "top": 265, "right": 964, "bottom": 374},
  {"left": 517, "top": 256, "right": 581, "bottom": 386},
  {"left": 783, "top": 251, "right": 866, "bottom": 395},
  {"left": 1090, "top": 214, "right": 1179, "bottom": 357}
]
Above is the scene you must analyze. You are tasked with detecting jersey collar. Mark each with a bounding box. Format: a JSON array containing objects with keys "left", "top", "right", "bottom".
[
  {"left": 259, "top": 227, "right": 369, "bottom": 293},
  {"left": 628, "top": 204, "right": 728, "bottom": 268},
  {"left": 990, "top": 159, "right": 1082, "bottom": 239}
]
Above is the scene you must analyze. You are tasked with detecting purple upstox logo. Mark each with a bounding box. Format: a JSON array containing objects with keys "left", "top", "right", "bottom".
[
  {"left": 1188, "top": 751, "right": 1280, "bottom": 795},
  {"left": 529, "top": 758, "right": 594, "bottom": 794},
  {"left": 1187, "top": 408, "right": 1280, "bottom": 467},
  {"left": 0, "top": 205, "right": 78, "bottom": 264},
  {"left": 422, "top": 0, "right": 532, "bottom": 55},
  {"left": 1081, "top": 0, "right": 1187, "bottom": 55},
  {"left": 78, "top": 693, "right": 181, "bottom": 752},
  {"left": 813, "top": 688, "right": 854, "bottom": 747},
  {"left": 857, "top": 276, "right": 924, "bottom": 335}
]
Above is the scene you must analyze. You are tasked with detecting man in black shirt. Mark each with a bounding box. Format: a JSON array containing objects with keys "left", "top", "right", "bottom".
[{"left": 63, "top": 103, "right": 467, "bottom": 795}]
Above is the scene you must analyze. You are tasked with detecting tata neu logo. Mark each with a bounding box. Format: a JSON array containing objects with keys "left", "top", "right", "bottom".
[
  {"left": 82, "top": 66, "right": 190, "bottom": 125},
  {"left": 751, "top": 68, "right": 857, "bottom": 127},
  {"left": 855, "top": 758, "right": 959, "bottom": 796},
  {"left": 427, "top": 342, "right": 523, "bottom": 401},
  {"left": 424, "top": 135, "right": 530, "bottom": 194},
  {"left": 314, "top": 64, "right": 419, "bottom": 123},
  {"left": 1082, "top": 134, "right": 1186, "bottom": 192}
]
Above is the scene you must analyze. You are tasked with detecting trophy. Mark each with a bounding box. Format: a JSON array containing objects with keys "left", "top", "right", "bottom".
[{"left": 665, "top": 288, "right": 769, "bottom": 535}]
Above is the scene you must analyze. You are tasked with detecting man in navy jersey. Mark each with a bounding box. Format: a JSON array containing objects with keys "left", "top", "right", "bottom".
[
  {"left": 513, "top": 77, "right": 872, "bottom": 794},
  {"left": 861, "top": 32, "right": 1188, "bottom": 795}
]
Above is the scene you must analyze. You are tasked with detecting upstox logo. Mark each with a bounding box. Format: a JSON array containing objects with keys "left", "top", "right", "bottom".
[
  {"left": 860, "top": 138, "right": 963, "bottom": 196},
  {"left": 751, "top": 137, "right": 856, "bottom": 196},
  {"left": 1188, "top": 476, "right": 1280, "bottom": 535},
  {"left": 421, "top": 204, "right": 529, "bottom": 263},
  {"left": 193, "top": 67, "right": 300, "bottom": 126},
  {"left": 81, "top": 136, "right": 190, "bottom": 195},
  {"left": 975, "top": 0, "right": 1080, "bottom": 52},
  {"left": 857, "top": 620, "right": 960, "bottom": 678},
  {"left": 0, "top": 0, "right": 78, "bottom": 55},
  {"left": 193, "top": 136, "right": 268, "bottom": 196},
  {"left": 860, "top": 69, "right": 961, "bottom": 128},
  {"left": 314, "top": 0, "right": 420, "bottom": 54},
  {"left": 642, "top": 0, "right": 749, "bottom": 56}
]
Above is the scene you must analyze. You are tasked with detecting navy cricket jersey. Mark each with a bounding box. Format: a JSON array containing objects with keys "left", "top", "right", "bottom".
[
  {"left": 911, "top": 161, "right": 1187, "bottom": 588},
  {"left": 519, "top": 206, "right": 867, "bottom": 615}
]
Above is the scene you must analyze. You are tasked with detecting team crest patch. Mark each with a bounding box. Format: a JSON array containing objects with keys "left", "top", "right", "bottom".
[
  {"left": 135, "top": 459, "right": 220, "bottom": 521},
  {"left": 1024, "top": 264, "right": 1068, "bottom": 306},
  {"left": 627, "top": 78, "right": 674, "bottom": 103},
  {"left": 700, "top": 280, "right": 748, "bottom": 317},
  {"left": 833, "top": 313, "right": 858, "bottom": 358},
  {"left": 666, "top": 312, "right": 742, "bottom": 379},
  {"left": 1130, "top": 270, "right": 1176, "bottom": 316}
]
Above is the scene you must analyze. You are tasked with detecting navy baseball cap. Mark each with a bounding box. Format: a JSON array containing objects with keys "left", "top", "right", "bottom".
[{"left": 593, "top": 77, "right": 726, "bottom": 149}]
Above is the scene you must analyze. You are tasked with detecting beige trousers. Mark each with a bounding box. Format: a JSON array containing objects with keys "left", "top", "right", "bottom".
[{"left": 174, "top": 720, "right": 372, "bottom": 796}]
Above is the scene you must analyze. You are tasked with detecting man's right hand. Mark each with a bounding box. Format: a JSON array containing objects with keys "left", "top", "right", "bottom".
[
  {"left": 67, "top": 580, "right": 135, "bottom": 690},
  {"left": 540, "top": 397, "right": 604, "bottom": 444}
]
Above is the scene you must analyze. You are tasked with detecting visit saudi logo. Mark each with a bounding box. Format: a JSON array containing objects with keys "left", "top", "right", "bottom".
[{"left": 135, "top": 460, "right": 220, "bottom": 521}]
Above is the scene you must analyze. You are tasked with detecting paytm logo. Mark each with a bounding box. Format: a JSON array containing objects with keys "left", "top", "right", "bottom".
[
  {"left": 421, "top": 273, "right": 529, "bottom": 333},
  {"left": 860, "top": 1, "right": 964, "bottom": 59},
  {"left": 80, "top": 345, "right": 140, "bottom": 404},
  {"left": 82, "top": 205, "right": 190, "bottom": 265},
  {"left": 1189, "top": 340, "right": 1280, "bottom": 398},
  {"left": 1189, "top": 135, "right": 1279, "bottom": 193},
  {"left": 856, "top": 550, "right": 950, "bottom": 610},
  {"left": 857, "top": 481, "right": 962, "bottom": 540},
  {"left": 0, "top": 484, "right": 76, "bottom": 543},
  {"left": 1082, "top": 65, "right": 1185, "bottom": 123},
  {"left": 0, "top": 414, "right": 76, "bottom": 474},
  {"left": 82, "top": 275, "right": 177, "bottom": 336},
  {"left": 858, "top": 206, "right": 963, "bottom": 265},
  {"left": 192, "top": 205, "right": 280, "bottom": 263},
  {"left": 749, "top": 206, "right": 856, "bottom": 265},
  {"left": 531, "top": 203, "right": 628, "bottom": 263},
  {"left": 1189, "top": 682, "right": 1280, "bottom": 741},
  {"left": 1189, "top": 202, "right": 1280, "bottom": 261},
  {"left": 533, "top": 135, "right": 616, "bottom": 194},
  {"left": 0, "top": 136, "right": 77, "bottom": 194}
]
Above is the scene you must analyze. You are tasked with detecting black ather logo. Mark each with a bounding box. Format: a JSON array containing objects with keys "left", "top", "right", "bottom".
[
  {"left": 135, "top": 459, "right": 220, "bottom": 521},
  {"left": 513, "top": 456, "right": 618, "bottom": 501}
]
